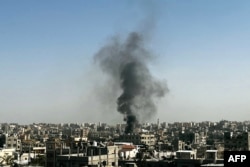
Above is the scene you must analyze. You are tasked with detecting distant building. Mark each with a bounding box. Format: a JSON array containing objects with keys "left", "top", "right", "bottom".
[
  {"left": 119, "top": 134, "right": 156, "bottom": 146},
  {"left": 176, "top": 150, "right": 196, "bottom": 159},
  {"left": 172, "top": 139, "right": 185, "bottom": 151},
  {"left": 205, "top": 150, "right": 218, "bottom": 160},
  {"left": 56, "top": 145, "right": 118, "bottom": 167},
  {"left": 46, "top": 139, "right": 63, "bottom": 167},
  {"left": 46, "top": 139, "right": 118, "bottom": 167},
  {"left": 5, "top": 135, "right": 21, "bottom": 151},
  {"left": 175, "top": 150, "right": 223, "bottom": 167},
  {"left": 88, "top": 131, "right": 112, "bottom": 142}
]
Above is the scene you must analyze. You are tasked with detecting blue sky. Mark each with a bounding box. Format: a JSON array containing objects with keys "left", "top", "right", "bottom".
[{"left": 1, "top": 0, "right": 250, "bottom": 124}]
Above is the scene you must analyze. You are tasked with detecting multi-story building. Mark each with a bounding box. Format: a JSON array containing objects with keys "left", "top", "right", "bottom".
[
  {"left": 118, "top": 133, "right": 156, "bottom": 146},
  {"left": 5, "top": 135, "right": 21, "bottom": 151},
  {"left": 46, "top": 139, "right": 63, "bottom": 167},
  {"left": 80, "top": 127, "right": 90, "bottom": 138},
  {"left": 172, "top": 140, "right": 186, "bottom": 151},
  {"left": 46, "top": 139, "right": 118, "bottom": 167},
  {"left": 56, "top": 145, "right": 118, "bottom": 167},
  {"left": 175, "top": 150, "right": 223, "bottom": 167}
]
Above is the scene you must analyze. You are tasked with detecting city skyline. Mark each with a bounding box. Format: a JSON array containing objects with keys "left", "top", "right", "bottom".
[{"left": 1, "top": 1, "right": 250, "bottom": 124}]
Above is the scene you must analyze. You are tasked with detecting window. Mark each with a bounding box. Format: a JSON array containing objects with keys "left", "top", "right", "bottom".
[{"left": 48, "top": 145, "right": 53, "bottom": 149}]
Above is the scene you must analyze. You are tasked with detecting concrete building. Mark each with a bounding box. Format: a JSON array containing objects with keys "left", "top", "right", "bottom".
[
  {"left": 118, "top": 145, "right": 138, "bottom": 160},
  {"left": 140, "top": 134, "right": 156, "bottom": 146},
  {"left": 175, "top": 150, "right": 223, "bottom": 167},
  {"left": 119, "top": 134, "right": 156, "bottom": 146},
  {"left": 56, "top": 145, "right": 118, "bottom": 167},
  {"left": 5, "top": 135, "right": 21, "bottom": 151},
  {"left": 46, "top": 139, "right": 63, "bottom": 167},
  {"left": 205, "top": 150, "right": 217, "bottom": 161},
  {"left": 173, "top": 140, "right": 185, "bottom": 151},
  {"left": 46, "top": 139, "right": 118, "bottom": 167},
  {"left": 176, "top": 150, "right": 196, "bottom": 159}
]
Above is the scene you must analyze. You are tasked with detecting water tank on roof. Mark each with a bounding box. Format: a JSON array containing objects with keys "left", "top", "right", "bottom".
[
  {"left": 93, "top": 141, "right": 97, "bottom": 147},
  {"left": 120, "top": 152, "right": 124, "bottom": 158}
]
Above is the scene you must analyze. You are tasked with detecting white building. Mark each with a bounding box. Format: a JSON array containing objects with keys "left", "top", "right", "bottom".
[{"left": 118, "top": 145, "right": 139, "bottom": 160}]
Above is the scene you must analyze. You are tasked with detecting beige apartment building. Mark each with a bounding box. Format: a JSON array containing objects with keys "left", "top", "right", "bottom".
[{"left": 119, "top": 133, "right": 156, "bottom": 146}]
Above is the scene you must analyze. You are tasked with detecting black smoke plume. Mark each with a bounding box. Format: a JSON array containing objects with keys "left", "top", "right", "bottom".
[{"left": 95, "top": 32, "right": 167, "bottom": 134}]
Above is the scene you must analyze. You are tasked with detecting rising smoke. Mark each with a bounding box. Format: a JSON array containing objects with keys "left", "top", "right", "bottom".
[{"left": 95, "top": 32, "right": 167, "bottom": 134}]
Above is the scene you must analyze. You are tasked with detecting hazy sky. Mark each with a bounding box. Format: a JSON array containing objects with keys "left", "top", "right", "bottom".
[{"left": 1, "top": 0, "right": 250, "bottom": 124}]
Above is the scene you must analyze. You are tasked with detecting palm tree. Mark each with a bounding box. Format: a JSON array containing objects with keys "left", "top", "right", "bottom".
[
  {"left": 0, "top": 155, "right": 14, "bottom": 166},
  {"left": 5, "top": 155, "right": 14, "bottom": 166},
  {"left": 0, "top": 156, "right": 5, "bottom": 166}
]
